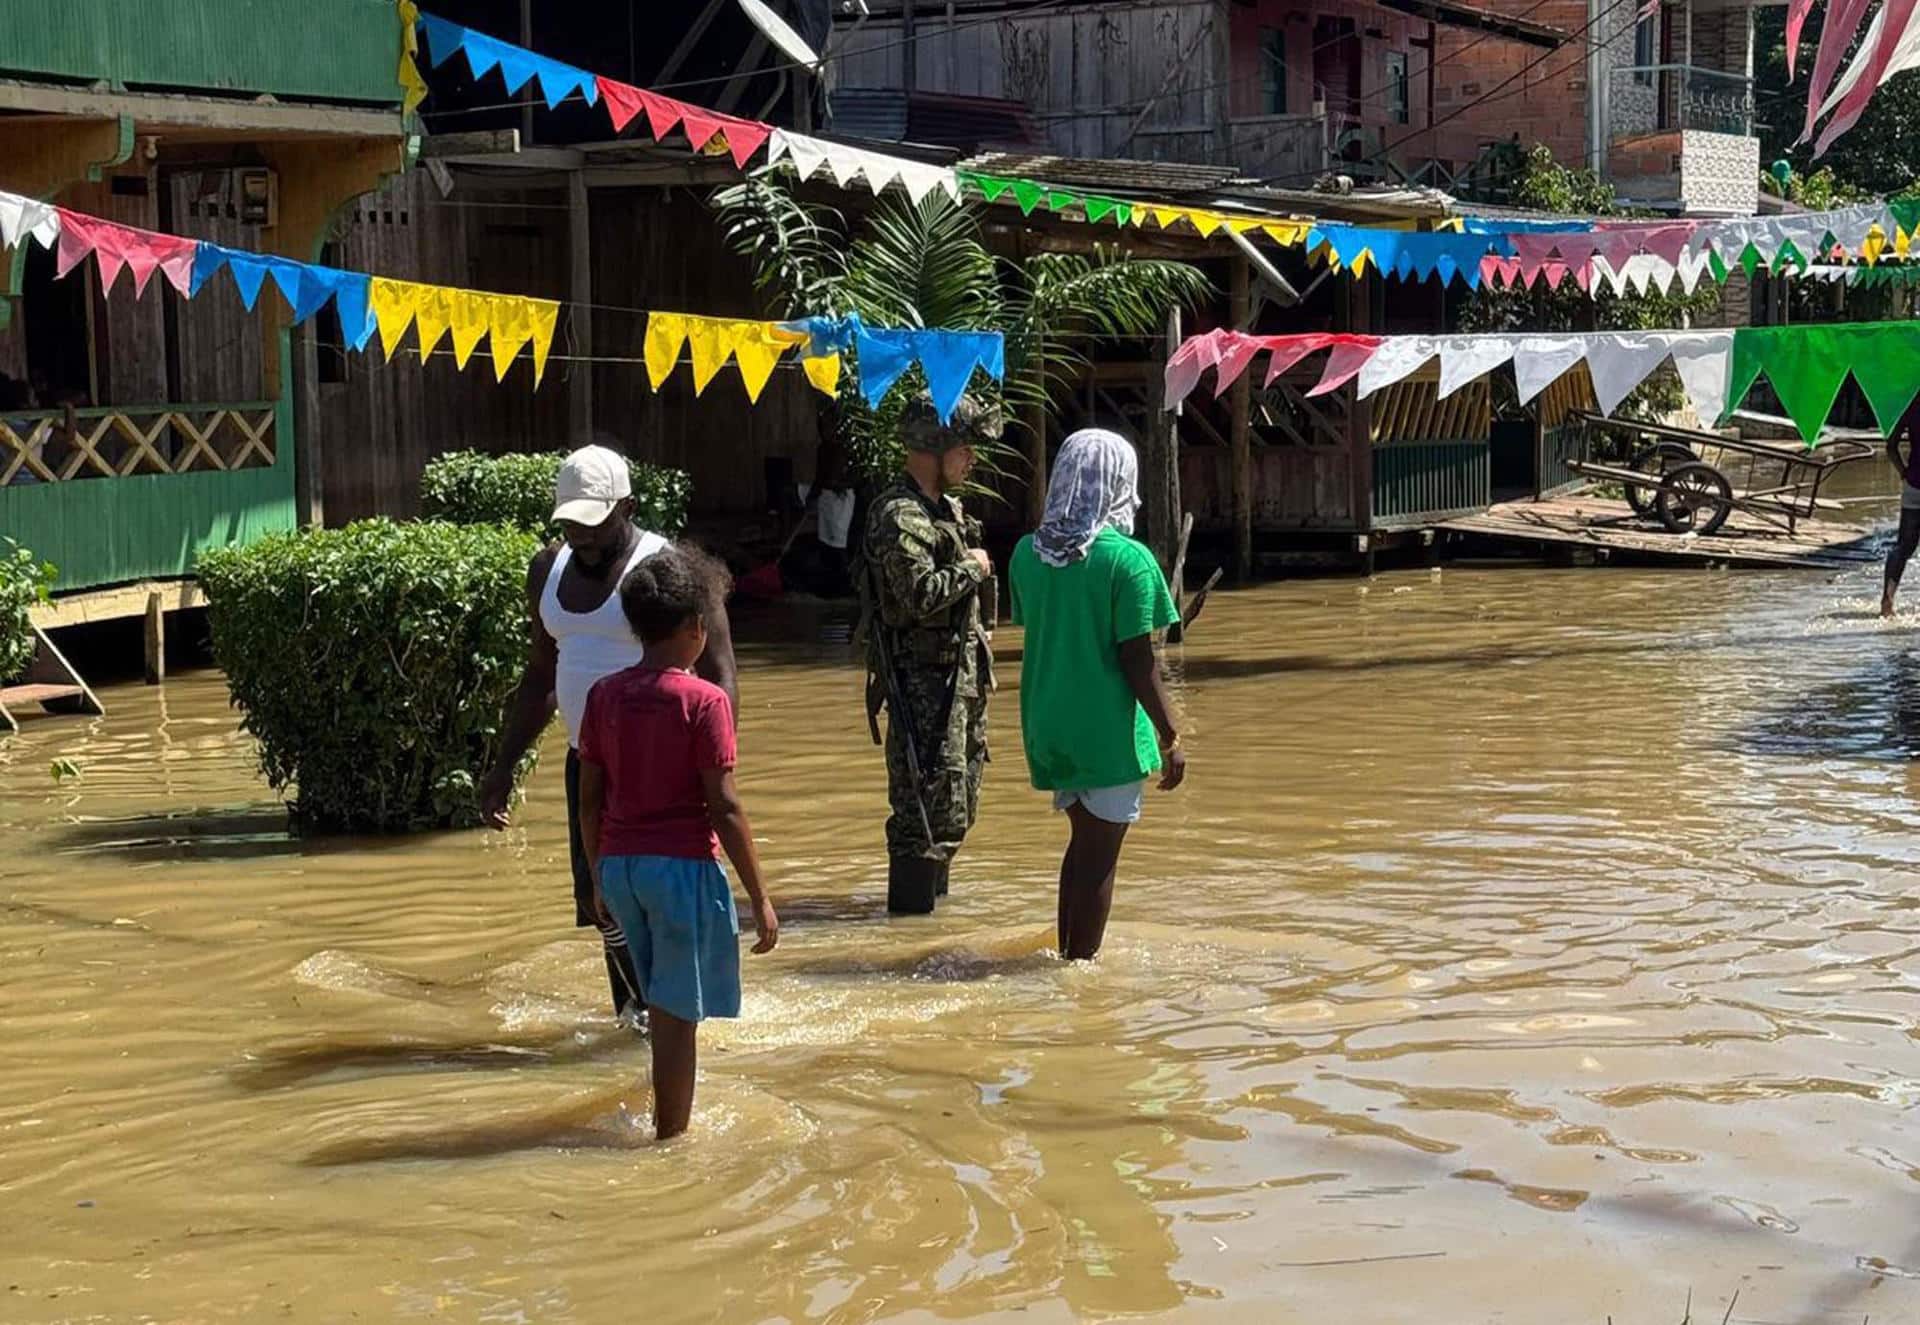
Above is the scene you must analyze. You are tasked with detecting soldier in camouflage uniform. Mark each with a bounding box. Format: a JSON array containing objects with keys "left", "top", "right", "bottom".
[{"left": 860, "top": 396, "right": 1001, "bottom": 915}]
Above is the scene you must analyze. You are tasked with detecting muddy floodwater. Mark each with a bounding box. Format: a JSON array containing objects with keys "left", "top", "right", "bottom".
[{"left": 10, "top": 531, "right": 1920, "bottom": 1322}]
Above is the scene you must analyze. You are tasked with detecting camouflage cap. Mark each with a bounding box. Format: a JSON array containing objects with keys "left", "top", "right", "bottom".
[{"left": 901, "top": 394, "right": 1004, "bottom": 453}]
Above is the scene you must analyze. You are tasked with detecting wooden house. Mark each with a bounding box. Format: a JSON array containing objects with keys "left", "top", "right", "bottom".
[{"left": 0, "top": 0, "right": 409, "bottom": 651}]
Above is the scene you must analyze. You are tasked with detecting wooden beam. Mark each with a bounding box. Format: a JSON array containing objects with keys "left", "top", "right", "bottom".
[
  {"left": 1141, "top": 308, "right": 1182, "bottom": 569},
  {"left": 0, "top": 78, "right": 404, "bottom": 140},
  {"left": 658, "top": 0, "right": 731, "bottom": 84},
  {"left": 568, "top": 170, "right": 594, "bottom": 448},
  {"left": 417, "top": 129, "right": 522, "bottom": 159},
  {"left": 1229, "top": 256, "right": 1253, "bottom": 583},
  {"left": 31, "top": 579, "right": 207, "bottom": 630},
  {"left": 0, "top": 118, "right": 130, "bottom": 200}
]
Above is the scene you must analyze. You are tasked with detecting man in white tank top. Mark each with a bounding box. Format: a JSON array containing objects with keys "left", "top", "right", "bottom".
[{"left": 480, "top": 445, "right": 739, "bottom": 1019}]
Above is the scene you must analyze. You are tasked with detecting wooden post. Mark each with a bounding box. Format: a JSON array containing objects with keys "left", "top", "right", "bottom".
[
  {"left": 291, "top": 320, "right": 324, "bottom": 529},
  {"left": 1346, "top": 272, "right": 1375, "bottom": 557},
  {"left": 568, "top": 171, "right": 593, "bottom": 448},
  {"left": 1142, "top": 308, "right": 1182, "bottom": 569},
  {"left": 142, "top": 591, "right": 164, "bottom": 685},
  {"left": 1024, "top": 390, "right": 1048, "bottom": 528},
  {"left": 1229, "top": 255, "right": 1253, "bottom": 583}
]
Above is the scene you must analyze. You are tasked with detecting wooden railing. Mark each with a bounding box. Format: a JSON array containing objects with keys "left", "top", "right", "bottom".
[{"left": 0, "top": 403, "right": 278, "bottom": 487}]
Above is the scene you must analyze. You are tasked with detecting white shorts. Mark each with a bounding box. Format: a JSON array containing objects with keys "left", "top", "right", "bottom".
[{"left": 1052, "top": 782, "right": 1146, "bottom": 825}]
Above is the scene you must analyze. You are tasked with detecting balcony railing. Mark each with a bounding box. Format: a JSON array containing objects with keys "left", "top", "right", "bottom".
[{"left": 1607, "top": 64, "right": 1755, "bottom": 143}]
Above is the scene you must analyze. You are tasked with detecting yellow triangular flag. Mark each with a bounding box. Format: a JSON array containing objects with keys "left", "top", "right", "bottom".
[
  {"left": 448, "top": 291, "right": 490, "bottom": 370},
  {"left": 528, "top": 299, "right": 561, "bottom": 387},
  {"left": 1189, "top": 211, "right": 1223, "bottom": 238},
  {"left": 488, "top": 298, "right": 536, "bottom": 382},
  {"left": 370, "top": 278, "right": 420, "bottom": 362},
  {"left": 644, "top": 313, "right": 689, "bottom": 390},
  {"left": 728, "top": 323, "right": 790, "bottom": 403},
  {"left": 1151, "top": 207, "right": 1183, "bottom": 231},
  {"left": 801, "top": 352, "right": 841, "bottom": 398},
  {"left": 1262, "top": 222, "right": 1307, "bottom": 247},
  {"left": 1225, "top": 218, "right": 1260, "bottom": 235},
  {"left": 686, "top": 317, "right": 730, "bottom": 394},
  {"left": 398, "top": 0, "right": 428, "bottom": 117},
  {"left": 413, "top": 285, "right": 452, "bottom": 359}
]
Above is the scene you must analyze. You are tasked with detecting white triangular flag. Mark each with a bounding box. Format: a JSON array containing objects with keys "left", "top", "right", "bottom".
[
  {"left": 1513, "top": 336, "right": 1589, "bottom": 405},
  {"left": 1356, "top": 335, "right": 1437, "bottom": 398},
  {"left": 1436, "top": 336, "right": 1517, "bottom": 400},
  {"left": 1584, "top": 332, "right": 1674, "bottom": 416},
  {"left": 0, "top": 190, "right": 60, "bottom": 250},
  {"left": 1668, "top": 332, "right": 1734, "bottom": 427}
]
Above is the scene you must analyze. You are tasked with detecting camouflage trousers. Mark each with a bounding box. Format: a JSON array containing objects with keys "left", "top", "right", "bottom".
[{"left": 885, "top": 675, "right": 988, "bottom": 862}]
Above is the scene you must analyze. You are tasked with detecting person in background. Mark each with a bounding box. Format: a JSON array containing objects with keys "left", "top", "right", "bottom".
[
  {"left": 1009, "top": 429, "right": 1186, "bottom": 961},
  {"left": 480, "top": 444, "right": 739, "bottom": 1021},
  {"left": 858, "top": 396, "right": 999, "bottom": 915},
  {"left": 576, "top": 546, "right": 776, "bottom": 1141},
  {"left": 1883, "top": 400, "right": 1920, "bottom": 617}
]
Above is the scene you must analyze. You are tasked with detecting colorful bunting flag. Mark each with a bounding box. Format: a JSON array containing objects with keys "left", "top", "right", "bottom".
[
  {"left": 369, "top": 278, "right": 560, "bottom": 384},
  {"left": 1165, "top": 323, "right": 1920, "bottom": 446},
  {"left": 642, "top": 314, "right": 840, "bottom": 403},
  {"left": 418, "top": 14, "right": 599, "bottom": 112}
]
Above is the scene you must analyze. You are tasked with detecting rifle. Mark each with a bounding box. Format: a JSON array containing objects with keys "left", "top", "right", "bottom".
[{"left": 864, "top": 573, "right": 936, "bottom": 847}]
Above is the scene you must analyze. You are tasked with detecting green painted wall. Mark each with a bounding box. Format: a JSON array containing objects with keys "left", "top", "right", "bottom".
[
  {"left": 0, "top": 0, "right": 403, "bottom": 106},
  {"left": 0, "top": 386, "right": 297, "bottom": 592}
]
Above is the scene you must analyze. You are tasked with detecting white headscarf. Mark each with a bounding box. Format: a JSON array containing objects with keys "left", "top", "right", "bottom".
[{"left": 1032, "top": 428, "right": 1142, "bottom": 568}]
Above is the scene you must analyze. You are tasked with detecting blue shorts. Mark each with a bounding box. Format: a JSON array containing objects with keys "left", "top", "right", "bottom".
[
  {"left": 1051, "top": 782, "right": 1146, "bottom": 825},
  {"left": 597, "top": 855, "right": 742, "bottom": 1023}
]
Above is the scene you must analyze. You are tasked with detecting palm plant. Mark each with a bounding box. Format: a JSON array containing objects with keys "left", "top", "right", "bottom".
[{"left": 712, "top": 176, "right": 1211, "bottom": 484}]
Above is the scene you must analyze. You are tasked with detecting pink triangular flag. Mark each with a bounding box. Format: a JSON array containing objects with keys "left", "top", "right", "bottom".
[
  {"left": 1164, "top": 328, "right": 1227, "bottom": 406},
  {"left": 53, "top": 209, "right": 98, "bottom": 280},
  {"left": 1643, "top": 224, "right": 1697, "bottom": 265},
  {"left": 156, "top": 241, "right": 198, "bottom": 296},
  {"left": 1541, "top": 261, "right": 1568, "bottom": 291},
  {"left": 1262, "top": 334, "right": 1333, "bottom": 387},
  {"left": 1211, "top": 333, "right": 1262, "bottom": 397},
  {"left": 1305, "top": 339, "right": 1382, "bottom": 397}
]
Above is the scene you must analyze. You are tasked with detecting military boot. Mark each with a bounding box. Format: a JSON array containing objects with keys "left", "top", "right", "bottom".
[{"left": 887, "top": 856, "right": 942, "bottom": 915}]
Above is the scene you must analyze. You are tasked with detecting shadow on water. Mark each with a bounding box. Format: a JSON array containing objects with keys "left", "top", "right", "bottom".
[
  {"left": 1743, "top": 646, "right": 1920, "bottom": 761},
  {"left": 781, "top": 926, "right": 1058, "bottom": 982},
  {"left": 231, "top": 1028, "right": 637, "bottom": 1091},
  {"left": 299, "top": 1087, "right": 651, "bottom": 1165},
  {"left": 47, "top": 807, "right": 462, "bottom": 863}
]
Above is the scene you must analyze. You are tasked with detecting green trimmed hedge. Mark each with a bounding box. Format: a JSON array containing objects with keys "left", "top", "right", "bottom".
[
  {"left": 200, "top": 520, "right": 539, "bottom": 833},
  {"left": 1, "top": 539, "right": 55, "bottom": 686},
  {"left": 420, "top": 450, "right": 691, "bottom": 538}
]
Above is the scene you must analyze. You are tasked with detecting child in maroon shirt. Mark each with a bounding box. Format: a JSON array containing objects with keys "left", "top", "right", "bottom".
[{"left": 577, "top": 547, "right": 777, "bottom": 1140}]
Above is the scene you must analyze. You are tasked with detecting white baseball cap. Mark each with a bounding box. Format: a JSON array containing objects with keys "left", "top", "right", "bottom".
[{"left": 551, "top": 445, "right": 631, "bottom": 526}]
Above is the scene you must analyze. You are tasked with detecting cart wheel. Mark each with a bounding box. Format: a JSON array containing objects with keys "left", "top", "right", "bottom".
[
  {"left": 1625, "top": 442, "right": 1698, "bottom": 517},
  {"left": 1656, "top": 462, "right": 1732, "bottom": 536}
]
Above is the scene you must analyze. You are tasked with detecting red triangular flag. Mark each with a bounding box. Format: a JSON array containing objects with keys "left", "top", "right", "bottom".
[
  {"left": 597, "top": 77, "right": 646, "bottom": 132},
  {"left": 677, "top": 109, "right": 723, "bottom": 152},
  {"left": 717, "top": 116, "right": 772, "bottom": 168},
  {"left": 638, "top": 89, "right": 686, "bottom": 142}
]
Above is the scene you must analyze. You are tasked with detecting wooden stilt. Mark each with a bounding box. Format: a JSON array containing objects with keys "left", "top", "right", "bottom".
[
  {"left": 142, "top": 590, "right": 164, "bottom": 685},
  {"left": 1229, "top": 256, "right": 1252, "bottom": 583}
]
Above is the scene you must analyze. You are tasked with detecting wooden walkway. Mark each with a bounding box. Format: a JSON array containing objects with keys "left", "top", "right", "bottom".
[{"left": 1439, "top": 496, "right": 1882, "bottom": 571}]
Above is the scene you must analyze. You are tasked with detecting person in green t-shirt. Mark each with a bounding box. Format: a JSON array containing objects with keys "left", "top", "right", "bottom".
[{"left": 1009, "top": 428, "right": 1187, "bottom": 961}]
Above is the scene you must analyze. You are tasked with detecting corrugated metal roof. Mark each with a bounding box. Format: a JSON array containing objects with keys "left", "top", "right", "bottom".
[
  {"left": 831, "top": 91, "right": 1042, "bottom": 152},
  {"left": 961, "top": 152, "right": 1249, "bottom": 197}
]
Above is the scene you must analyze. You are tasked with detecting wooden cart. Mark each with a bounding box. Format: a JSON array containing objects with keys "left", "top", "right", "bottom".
[{"left": 1562, "top": 412, "right": 1877, "bottom": 537}]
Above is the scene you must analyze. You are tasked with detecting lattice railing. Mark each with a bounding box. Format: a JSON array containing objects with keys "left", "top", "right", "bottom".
[{"left": 0, "top": 403, "right": 277, "bottom": 487}]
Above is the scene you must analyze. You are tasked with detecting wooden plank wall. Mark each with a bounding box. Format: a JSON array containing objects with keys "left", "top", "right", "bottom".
[
  {"left": 834, "top": 2, "right": 1228, "bottom": 162},
  {"left": 314, "top": 172, "right": 570, "bottom": 525}
]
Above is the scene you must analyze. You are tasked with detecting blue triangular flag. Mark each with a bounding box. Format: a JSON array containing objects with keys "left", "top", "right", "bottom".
[
  {"left": 418, "top": 14, "right": 468, "bottom": 69},
  {"left": 854, "top": 327, "right": 916, "bottom": 408},
  {"left": 188, "top": 243, "right": 232, "bottom": 297}
]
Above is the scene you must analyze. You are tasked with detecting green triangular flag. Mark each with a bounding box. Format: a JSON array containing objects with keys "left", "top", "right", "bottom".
[
  {"left": 1114, "top": 202, "right": 1133, "bottom": 226},
  {"left": 1740, "top": 244, "right": 1761, "bottom": 278},
  {"left": 1774, "top": 238, "right": 1806, "bottom": 272},
  {"left": 1890, "top": 197, "right": 1920, "bottom": 239},
  {"left": 966, "top": 172, "right": 1014, "bottom": 204},
  {"left": 1730, "top": 326, "right": 1859, "bottom": 444},
  {"left": 1708, "top": 249, "right": 1728, "bottom": 283},
  {"left": 1845, "top": 322, "right": 1920, "bottom": 434},
  {"left": 1010, "top": 179, "right": 1046, "bottom": 216},
  {"left": 1085, "top": 196, "right": 1116, "bottom": 224},
  {"left": 1045, "top": 190, "right": 1080, "bottom": 214}
]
